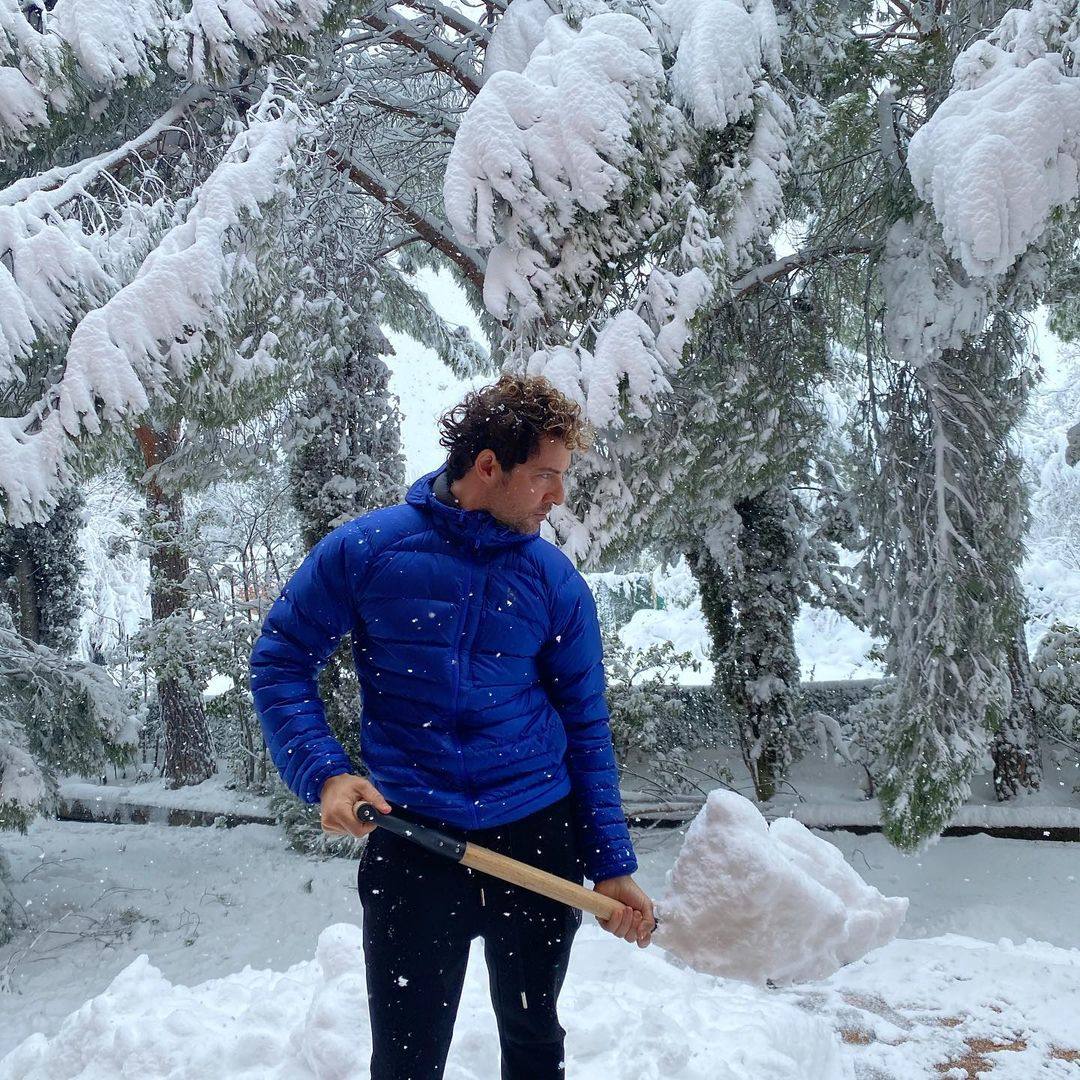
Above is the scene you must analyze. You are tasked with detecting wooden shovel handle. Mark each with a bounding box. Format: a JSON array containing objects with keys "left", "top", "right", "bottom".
[
  {"left": 461, "top": 841, "right": 623, "bottom": 920},
  {"left": 354, "top": 801, "right": 623, "bottom": 921}
]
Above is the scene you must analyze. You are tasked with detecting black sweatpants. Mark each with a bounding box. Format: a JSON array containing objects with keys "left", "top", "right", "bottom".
[{"left": 356, "top": 794, "right": 584, "bottom": 1080}]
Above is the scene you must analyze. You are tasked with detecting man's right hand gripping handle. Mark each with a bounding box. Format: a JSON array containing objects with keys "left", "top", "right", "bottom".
[{"left": 321, "top": 774, "right": 391, "bottom": 838}]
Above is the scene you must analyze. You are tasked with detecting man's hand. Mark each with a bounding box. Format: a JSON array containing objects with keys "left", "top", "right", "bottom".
[
  {"left": 593, "top": 875, "right": 655, "bottom": 948},
  {"left": 320, "top": 773, "right": 391, "bottom": 838}
]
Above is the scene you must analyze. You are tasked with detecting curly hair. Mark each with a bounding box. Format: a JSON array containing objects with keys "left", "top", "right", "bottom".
[{"left": 437, "top": 374, "right": 592, "bottom": 482}]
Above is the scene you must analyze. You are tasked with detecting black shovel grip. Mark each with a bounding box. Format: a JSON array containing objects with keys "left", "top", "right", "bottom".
[{"left": 355, "top": 803, "right": 467, "bottom": 862}]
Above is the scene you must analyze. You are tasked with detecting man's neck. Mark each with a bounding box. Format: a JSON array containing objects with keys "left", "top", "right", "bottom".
[{"left": 448, "top": 474, "right": 485, "bottom": 513}]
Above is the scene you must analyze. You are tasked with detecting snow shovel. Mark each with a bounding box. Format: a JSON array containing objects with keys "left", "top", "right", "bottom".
[{"left": 354, "top": 802, "right": 626, "bottom": 922}]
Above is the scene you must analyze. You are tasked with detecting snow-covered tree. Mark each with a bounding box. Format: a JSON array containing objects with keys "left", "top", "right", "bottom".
[
  {"left": 1025, "top": 344, "right": 1080, "bottom": 571},
  {"left": 1031, "top": 621, "right": 1080, "bottom": 767},
  {"left": 781, "top": 0, "right": 1079, "bottom": 846},
  {"left": 0, "top": 487, "right": 84, "bottom": 651},
  {"left": 0, "top": 477, "right": 138, "bottom": 846},
  {"left": 0, "top": 2, "right": 351, "bottom": 794},
  {"left": 0, "top": 599, "right": 135, "bottom": 832},
  {"left": 444, "top": 0, "right": 864, "bottom": 804},
  {"left": 273, "top": 291, "right": 408, "bottom": 851},
  {"left": 187, "top": 457, "right": 305, "bottom": 790}
]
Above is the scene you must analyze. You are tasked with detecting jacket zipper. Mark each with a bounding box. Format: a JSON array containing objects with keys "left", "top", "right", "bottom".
[{"left": 451, "top": 552, "right": 476, "bottom": 822}]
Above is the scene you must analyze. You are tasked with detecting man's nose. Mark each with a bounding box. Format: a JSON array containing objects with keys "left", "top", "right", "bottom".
[{"left": 550, "top": 478, "right": 565, "bottom": 504}]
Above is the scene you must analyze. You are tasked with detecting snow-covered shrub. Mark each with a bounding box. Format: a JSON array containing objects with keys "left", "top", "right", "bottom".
[
  {"left": 834, "top": 685, "right": 894, "bottom": 801},
  {"left": 0, "top": 848, "right": 27, "bottom": 949},
  {"left": 1032, "top": 622, "right": 1080, "bottom": 747},
  {"left": 0, "top": 602, "right": 136, "bottom": 833},
  {"left": 602, "top": 626, "right": 703, "bottom": 793}
]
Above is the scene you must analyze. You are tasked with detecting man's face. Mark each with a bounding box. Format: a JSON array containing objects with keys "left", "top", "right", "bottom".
[{"left": 487, "top": 437, "right": 573, "bottom": 534}]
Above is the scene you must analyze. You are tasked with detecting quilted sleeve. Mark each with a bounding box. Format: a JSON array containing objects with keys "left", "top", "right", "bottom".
[
  {"left": 539, "top": 570, "right": 638, "bottom": 882},
  {"left": 249, "top": 524, "right": 367, "bottom": 804}
]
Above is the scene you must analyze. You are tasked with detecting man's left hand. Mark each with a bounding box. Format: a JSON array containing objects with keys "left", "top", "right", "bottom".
[{"left": 593, "top": 875, "right": 655, "bottom": 948}]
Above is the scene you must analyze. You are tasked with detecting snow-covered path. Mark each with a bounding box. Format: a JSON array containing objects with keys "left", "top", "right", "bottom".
[{"left": 2, "top": 819, "right": 1078, "bottom": 1078}]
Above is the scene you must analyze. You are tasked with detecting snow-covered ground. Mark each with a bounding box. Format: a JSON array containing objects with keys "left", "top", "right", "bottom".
[
  {"left": 2, "top": 808, "right": 1078, "bottom": 1078},
  {"left": 57, "top": 770, "right": 271, "bottom": 820}
]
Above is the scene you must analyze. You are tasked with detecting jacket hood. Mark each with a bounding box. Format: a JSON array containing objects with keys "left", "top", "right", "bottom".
[{"left": 406, "top": 461, "right": 540, "bottom": 554}]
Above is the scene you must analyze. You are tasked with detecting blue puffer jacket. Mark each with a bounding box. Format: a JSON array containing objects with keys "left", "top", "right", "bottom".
[{"left": 249, "top": 461, "right": 637, "bottom": 882}]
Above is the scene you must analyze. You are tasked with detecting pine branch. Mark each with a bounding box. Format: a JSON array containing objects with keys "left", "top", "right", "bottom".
[
  {"left": 348, "top": 88, "right": 460, "bottom": 137},
  {"left": 394, "top": 0, "right": 490, "bottom": 46},
  {"left": 730, "top": 240, "right": 873, "bottom": 296},
  {"left": 1, "top": 99, "right": 298, "bottom": 526},
  {"left": 0, "top": 87, "right": 210, "bottom": 211},
  {"left": 328, "top": 148, "right": 487, "bottom": 292},
  {"left": 359, "top": 8, "right": 483, "bottom": 97}
]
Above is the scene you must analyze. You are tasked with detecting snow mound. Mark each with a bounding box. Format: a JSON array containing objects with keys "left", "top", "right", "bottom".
[
  {"left": 0, "top": 922, "right": 854, "bottom": 1079},
  {"left": 656, "top": 790, "right": 908, "bottom": 985}
]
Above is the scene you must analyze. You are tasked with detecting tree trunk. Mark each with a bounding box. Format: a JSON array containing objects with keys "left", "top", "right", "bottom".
[
  {"left": 689, "top": 491, "right": 801, "bottom": 803},
  {"left": 135, "top": 421, "right": 216, "bottom": 788},
  {"left": 730, "top": 491, "right": 801, "bottom": 803},
  {"left": 687, "top": 542, "right": 755, "bottom": 774},
  {"left": 992, "top": 621, "right": 1042, "bottom": 800},
  {"left": 11, "top": 548, "right": 40, "bottom": 642}
]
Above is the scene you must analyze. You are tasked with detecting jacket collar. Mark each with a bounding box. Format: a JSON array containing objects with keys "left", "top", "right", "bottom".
[{"left": 407, "top": 461, "right": 539, "bottom": 554}]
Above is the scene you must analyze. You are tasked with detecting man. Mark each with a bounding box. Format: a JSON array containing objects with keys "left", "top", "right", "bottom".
[{"left": 250, "top": 374, "right": 654, "bottom": 1080}]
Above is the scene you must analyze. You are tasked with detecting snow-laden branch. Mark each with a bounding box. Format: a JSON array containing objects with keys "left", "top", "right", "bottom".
[
  {"left": 444, "top": 10, "right": 663, "bottom": 320},
  {"left": 0, "top": 93, "right": 300, "bottom": 526},
  {"left": 170, "top": 0, "right": 333, "bottom": 83},
  {"left": 1, "top": 87, "right": 208, "bottom": 210},
  {"left": 49, "top": 0, "right": 165, "bottom": 86},
  {"left": 879, "top": 217, "right": 993, "bottom": 367},
  {"left": 480, "top": 0, "right": 553, "bottom": 78},
  {"left": 0, "top": 88, "right": 210, "bottom": 385},
  {"left": 907, "top": 15, "right": 1080, "bottom": 277},
  {"left": 716, "top": 84, "right": 793, "bottom": 271},
  {"left": 652, "top": 0, "right": 782, "bottom": 129},
  {"left": 526, "top": 264, "right": 711, "bottom": 422},
  {"left": 0, "top": 612, "right": 132, "bottom": 813},
  {"left": 0, "top": 0, "right": 332, "bottom": 145}
]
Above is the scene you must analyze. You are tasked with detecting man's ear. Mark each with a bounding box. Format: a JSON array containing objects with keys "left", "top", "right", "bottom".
[{"left": 476, "top": 449, "right": 498, "bottom": 482}]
